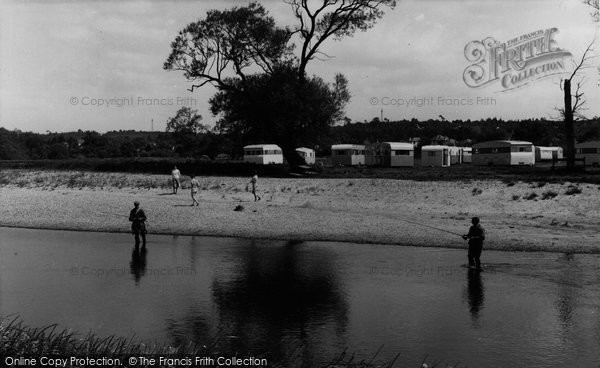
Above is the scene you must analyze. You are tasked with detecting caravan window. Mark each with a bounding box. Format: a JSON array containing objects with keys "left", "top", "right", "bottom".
[
  {"left": 394, "top": 150, "right": 410, "bottom": 156},
  {"left": 581, "top": 148, "right": 599, "bottom": 154},
  {"left": 427, "top": 151, "right": 436, "bottom": 157},
  {"left": 478, "top": 147, "right": 510, "bottom": 154}
]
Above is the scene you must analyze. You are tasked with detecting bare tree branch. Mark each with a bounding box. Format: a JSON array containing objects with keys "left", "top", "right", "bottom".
[
  {"left": 287, "top": 0, "right": 396, "bottom": 78},
  {"left": 583, "top": 0, "right": 599, "bottom": 22},
  {"left": 569, "top": 39, "right": 595, "bottom": 80},
  {"left": 164, "top": 3, "right": 293, "bottom": 92}
]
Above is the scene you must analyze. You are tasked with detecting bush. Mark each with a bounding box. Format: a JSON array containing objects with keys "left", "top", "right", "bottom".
[
  {"left": 565, "top": 185, "right": 582, "bottom": 195},
  {"left": 541, "top": 190, "right": 558, "bottom": 200},
  {"left": 472, "top": 187, "right": 482, "bottom": 195},
  {"left": 525, "top": 192, "right": 538, "bottom": 200},
  {"left": 512, "top": 194, "right": 520, "bottom": 201}
]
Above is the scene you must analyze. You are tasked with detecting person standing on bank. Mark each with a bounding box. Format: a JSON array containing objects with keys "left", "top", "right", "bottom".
[
  {"left": 249, "top": 171, "right": 261, "bottom": 201},
  {"left": 190, "top": 174, "right": 200, "bottom": 206},
  {"left": 129, "top": 201, "right": 147, "bottom": 247},
  {"left": 171, "top": 166, "right": 181, "bottom": 194},
  {"left": 463, "top": 217, "right": 485, "bottom": 270}
]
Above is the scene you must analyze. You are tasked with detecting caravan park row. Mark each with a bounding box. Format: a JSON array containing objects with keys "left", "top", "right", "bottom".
[{"left": 243, "top": 140, "right": 600, "bottom": 167}]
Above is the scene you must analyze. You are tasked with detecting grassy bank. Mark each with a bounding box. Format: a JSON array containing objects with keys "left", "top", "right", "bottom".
[
  {"left": 0, "top": 317, "right": 419, "bottom": 368},
  {"left": 3, "top": 157, "right": 600, "bottom": 183},
  {"left": 0, "top": 158, "right": 290, "bottom": 178}
]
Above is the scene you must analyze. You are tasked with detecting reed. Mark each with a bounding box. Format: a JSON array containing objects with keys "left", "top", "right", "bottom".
[{"left": 0, "top": 316, "right": 453, "bottom": 367}]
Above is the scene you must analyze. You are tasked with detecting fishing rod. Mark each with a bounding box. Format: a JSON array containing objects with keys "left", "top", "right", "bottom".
[
  {"left": 94, "top": 210, "right": 129, "bottom": 218},
  {"left": 394, "top": 217, "right": 465, "bottom": 237},
  {"left": 322, "top": 204, "right": 466, "bottom": 238}
]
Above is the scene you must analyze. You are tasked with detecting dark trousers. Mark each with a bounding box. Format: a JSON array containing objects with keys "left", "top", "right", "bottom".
[
  {"left": 134, "top": 230, "right": 146, "bottom": 246},
  {"left": 468, "top": 242, "right": 483, "bottom": 269}
]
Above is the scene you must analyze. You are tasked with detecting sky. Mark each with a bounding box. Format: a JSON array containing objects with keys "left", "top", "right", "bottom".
[{"left": 0, "top": 0, "right": 599, "bottom": 133}]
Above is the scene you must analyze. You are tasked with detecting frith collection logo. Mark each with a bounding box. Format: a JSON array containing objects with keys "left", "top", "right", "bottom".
[{"left": 463, "top": 28, "right": 573, "bottom": 92}]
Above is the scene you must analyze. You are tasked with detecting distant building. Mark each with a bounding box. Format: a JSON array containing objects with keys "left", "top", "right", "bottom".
[
  {"left": 295, "top": 147, "right": 315, "bottom": 165},
  {"left": 409, "top": 137, "right": 421, "bottom": 147},
  {"left": 331, "top": 144, "right": 365, "bottom": 166},
  {"left": 366, "top": 142, "right": 414, "bottom": 167},
  {"left": 576, "top": 141, "right": 600, "bottom": 166},
  {"left": 535, "top": 146, "right": 563, "bottom": 161},
  {"left": 243, "top": 144, "right": 283, "bottom": 165},
  {"left": 431, "top": 135, "right": 450, "bottom": 146},
  {"left": 421, "top": 145, "right": 451, "bottom": 167},
  {"left": 472, "top": 140, "right": 534, "bottom": 166}
]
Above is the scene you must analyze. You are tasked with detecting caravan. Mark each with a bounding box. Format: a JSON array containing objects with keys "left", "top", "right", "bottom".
[
  {"left": 472, "top": 140, "right": 534, "bottom": 166},
  {"left": 421, "top": 145, "right": 451, "bottom": 167},
  {"left": 366, "top": 142, "right": 414, "bottom": 167},
  {"left": 535, "top": 146, "right": 563, "bottom": 161},
  {"left": 295, "top": 147, "right": 316, "bottom": 165},
  {"left": 243, "top": 144, "right": 284, "bottom": 165},
  {"left": 331, "top": 144, "right": 365, "bottom": 166},
  {"left": 576, "top": 141, "right": 600, "bottom": 166}
]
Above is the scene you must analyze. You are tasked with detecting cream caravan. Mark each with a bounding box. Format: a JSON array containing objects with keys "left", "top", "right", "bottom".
[
  {"left": 472, "top": 140, "right": 534, "bottom": 166},
  {"left": 243, "top": 144, "right": 284, "bottom": 165}
]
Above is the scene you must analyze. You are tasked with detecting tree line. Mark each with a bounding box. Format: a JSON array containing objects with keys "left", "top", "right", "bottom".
[{"left": 2, "top": 118, "right": 599, "bottom": 161}]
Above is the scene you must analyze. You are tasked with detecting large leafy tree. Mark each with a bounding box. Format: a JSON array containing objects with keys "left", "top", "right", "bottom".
[
  {"left": 164, "top": 3, "right": 294, "bottom": 91},
  {"left": 211, "top": 64, "right": 350, "bottom": 163},
  {"left": 164, "top": 1, "right": 394, "bottom": 166},
  {"left": 165, "top": 107, "right": 211, "bottom": 157},
  {"left": 166, "top": 107, "right": 208, "bottom": 135}
]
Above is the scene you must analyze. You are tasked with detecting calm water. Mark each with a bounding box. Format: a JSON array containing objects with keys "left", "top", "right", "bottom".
[{"left": 1, "top": 227, "right": 600, "bottom": 367}]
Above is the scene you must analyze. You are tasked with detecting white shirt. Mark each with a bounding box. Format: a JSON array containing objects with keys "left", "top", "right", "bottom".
[{"left": 171, "top": 169, "right": 180, "bottom": 179}]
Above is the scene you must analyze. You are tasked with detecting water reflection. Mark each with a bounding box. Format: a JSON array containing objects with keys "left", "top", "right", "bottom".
[
  {"left": 3, "top": 227, "right": 600, "bottom": 368},
  {"left": 466, "top": 269, "right": 485, "bottom": 325},
  {"left": 165, "top": 312, "right": 213, "bottom": 349},
  {"left": 554, "top": 253, "right": 580, "bottom": 335},
  {"left": 130, "top": 245, "right": 147, "bottom": 285},
  {"left": 209, "top": 240, "right": 349, "bottom": 367}
]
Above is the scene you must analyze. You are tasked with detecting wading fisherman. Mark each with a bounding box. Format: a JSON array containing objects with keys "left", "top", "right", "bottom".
[
  {"left": 463, "top": 217, "right": 485, "bottom": 270},
  {"left": 129, "top": 201, "right": 147, "bottom": 247},
  {"left": 171, "top": 166, "right": 181, "bottom": 194}
]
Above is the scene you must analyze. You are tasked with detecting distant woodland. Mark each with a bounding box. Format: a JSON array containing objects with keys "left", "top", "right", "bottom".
[{"left": 1, "top": 118, "right": 599, "bottom": 160}]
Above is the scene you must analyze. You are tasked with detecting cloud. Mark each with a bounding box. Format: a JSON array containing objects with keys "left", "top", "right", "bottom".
[{"left": 1, "top": 0, "right": 599, "bottom": 132}]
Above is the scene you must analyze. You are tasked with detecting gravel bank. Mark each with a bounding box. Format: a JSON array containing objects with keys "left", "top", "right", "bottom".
[{"left": 1, "top": 170, "right": 599, "bottom": 253}]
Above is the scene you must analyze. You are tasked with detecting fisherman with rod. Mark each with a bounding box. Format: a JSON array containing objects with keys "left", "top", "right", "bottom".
[
  {"left": 129, "top": 200, "right": 147, "bottom": 247},
  {"left": 463, "top": 217, "right": 485, "bottom": 270},
  {"left": 395, "top": 216, "right": 485, "bottom": 270}
]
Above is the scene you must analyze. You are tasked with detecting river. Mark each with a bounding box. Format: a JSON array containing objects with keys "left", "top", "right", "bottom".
[{"left": 1, "top": 227, "right": 599, "bottom": 367}]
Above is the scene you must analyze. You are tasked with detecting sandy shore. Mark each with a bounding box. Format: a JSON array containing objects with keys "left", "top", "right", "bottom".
[{"left": 1, "top": 170, "right": 600, "bottom": 253}]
